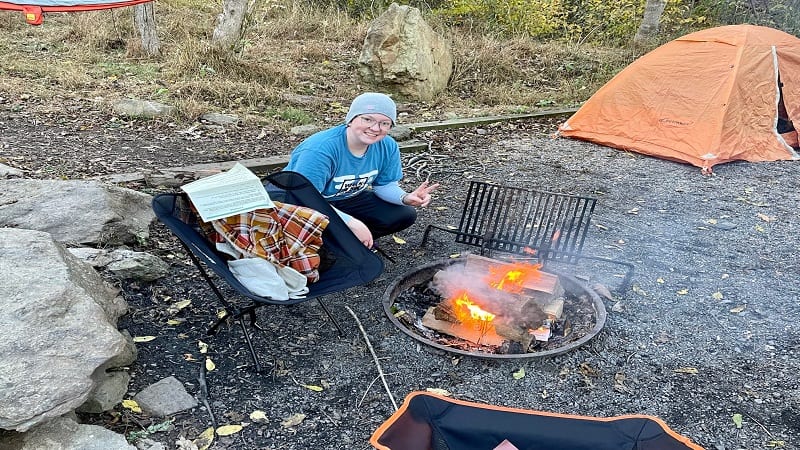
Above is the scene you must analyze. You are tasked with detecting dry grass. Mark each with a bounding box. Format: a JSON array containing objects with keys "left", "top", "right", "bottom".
[{"left": 0, "top": 0, "right": 644, "bottom": 129}]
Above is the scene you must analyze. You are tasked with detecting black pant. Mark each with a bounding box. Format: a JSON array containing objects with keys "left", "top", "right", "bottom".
[{"left": 330, "top": 191, "right": 417, "bottom": 238}]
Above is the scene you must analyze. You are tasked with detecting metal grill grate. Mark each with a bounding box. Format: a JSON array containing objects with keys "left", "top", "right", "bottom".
[{"left": 422, "top": 180, "right": 634, "bottom": 292}]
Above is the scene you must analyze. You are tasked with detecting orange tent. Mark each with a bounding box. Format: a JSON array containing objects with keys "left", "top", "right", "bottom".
[{"left": 558, "top": 24, "right": 800, "bottom": 172}]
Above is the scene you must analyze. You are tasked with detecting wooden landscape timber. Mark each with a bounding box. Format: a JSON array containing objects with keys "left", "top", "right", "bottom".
[{"left": 93, "top": 108, "right": 577, "bottom": 186}]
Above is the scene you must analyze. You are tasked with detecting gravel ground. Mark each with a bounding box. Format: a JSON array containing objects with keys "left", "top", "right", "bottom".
[{"left": 2, "top": 103, "right": 799, "bottom": 450}]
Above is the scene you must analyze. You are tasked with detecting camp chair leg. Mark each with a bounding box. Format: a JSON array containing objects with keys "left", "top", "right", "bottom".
[
  {"left": 317, "top": 298, "right": 344, "bottom": 336},
  {"left": 236, "top": 314, "right": 265, "bottom": 373}
]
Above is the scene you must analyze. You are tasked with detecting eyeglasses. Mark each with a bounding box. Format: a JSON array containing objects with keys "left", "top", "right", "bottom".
[{"left": 359, "top": 116, "right": 393, "bottom": 131}]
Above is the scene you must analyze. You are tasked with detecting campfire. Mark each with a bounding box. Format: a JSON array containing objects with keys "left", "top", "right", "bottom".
[{"left": 384, "top": 255, "right": 606, "bottom": 358}]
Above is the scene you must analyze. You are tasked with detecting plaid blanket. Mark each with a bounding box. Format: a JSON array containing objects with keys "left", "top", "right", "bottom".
[{"left": 202, "top": 201, "right": 329, "bottom": 283}]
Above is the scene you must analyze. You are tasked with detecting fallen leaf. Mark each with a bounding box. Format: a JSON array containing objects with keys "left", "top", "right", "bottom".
[
  {"left": 757, "top": 213, "right": 775, "bottom": 222},
  {"left": 755, "top": 224, "right": 765, "bottom": 233},
  {"left": 216, "top": 310, "right": 227, "bottom": 319},
  {"left": 215, "top": 424, "right": 243, "bottom": 436},
  {"left": 426, "top": 388, "right": 451, "bottom": 396},
  {"left": 121, "top": 399, "right": 142, "bottom": 413},
  {"left": 449, "top": 253, "right": 461, "bottom": 258},
  {"left": 205, "top": 358, "right": 216, "bottom": 371},
  {"left": 677, "top": 289, "right": 689, "bottom": 295},
  {"left": 766, "top": 440, "right": 786, "bottom": 447},
  {"left": 166, "top": 319, "right": 182, "bottom": 326},
  {"left": 626, "top": 208, "right": 639, "bottom": 215},
  {"left": 706, "top": 218, "right": 718, "bottom": 224},
  {"left": 732, "top": 413, "right": 743, "bottom": 429},
  {"left": 632, "top": 285, "right": 647, "bottom": 297},
  {"left": 302, "top": 384, "right": 323, "bottom": 392},
  {"left": 730, "top": 304, "right": 747, "bottom": 314},
  {"left": 198, "top": 341, "right": 208, "bottom": 354},
  {"left": 446, "top": 225, "right": 457, "bottom": 230},
  {"left": 281, "top": 413, "right": 306, "bottom": 428},
  {"left": 656, "top": 278, "right": 665, "bottom": 283},
  {"left": 673, "top": 367, "right": 699, "bottom": 375},
  {"left": 435, "top": 206, "right": 448, "bottom": 210},
  {"left": 392, "top": 235, "right": 407, "bottom": 244},
  {"left": 171, "top": 299, "right": 191, "bottom": 311},
  {"left": 133, "top": 336, "right": 156, "bottom": 343},
  {"left": 250, "top": 410, "right": 269, "bottom": 423},
  {"left": 183, "top": 354, "right": 197, "bottom": 361},
  {"left": 594, "top": 223, "right": 608, "bottom": 230},
  {"left": 193, "top": 427, "right": 215, "bottom": 450},
  {"left": 721, "top": 273, "right": 730, "bottom": 279},
  {"left": 512, "top": 367, "right": 526, "bottom": 379},
  {"left": 712, "top": 291, "right": 724, "bottom": 300}
]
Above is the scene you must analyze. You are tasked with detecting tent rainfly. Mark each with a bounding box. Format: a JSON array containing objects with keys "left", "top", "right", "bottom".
[
  {"left": 0, "top": 0, "right": 151, "bottom": 25},
  {"left": 558, "top": 24, "right": 800, "bottom": 173}
]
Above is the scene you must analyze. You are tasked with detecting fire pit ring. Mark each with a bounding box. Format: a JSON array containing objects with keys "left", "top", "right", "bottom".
[{"left": 382, "top": 257, "right": 607, "bottom": 360}]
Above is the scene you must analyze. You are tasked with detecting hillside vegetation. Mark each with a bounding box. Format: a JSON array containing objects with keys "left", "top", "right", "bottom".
[{"left": 0, "top": 0, "right": 796, "bottom": 129}]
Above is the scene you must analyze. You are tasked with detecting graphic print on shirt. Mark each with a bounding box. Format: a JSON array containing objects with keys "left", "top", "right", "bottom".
[{"left": 331, "top": 169, "right": 379, "bottom": 197}]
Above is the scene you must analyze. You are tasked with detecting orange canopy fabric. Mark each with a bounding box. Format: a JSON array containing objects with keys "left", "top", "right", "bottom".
[{"left": 558, "top": 25, "right": 800, "bottom": 172}]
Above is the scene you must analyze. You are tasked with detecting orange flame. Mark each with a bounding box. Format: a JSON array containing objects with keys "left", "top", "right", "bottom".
[
  {"left": 487, "top": 262, "right": 543, "bottom": 293},
  {"left": 452, "top": 291, "right": 495, "bottom": 323}
]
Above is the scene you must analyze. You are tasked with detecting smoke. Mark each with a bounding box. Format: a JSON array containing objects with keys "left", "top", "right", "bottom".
[{"left": 428, "top": 263, "right": 525, "bottom": 319}]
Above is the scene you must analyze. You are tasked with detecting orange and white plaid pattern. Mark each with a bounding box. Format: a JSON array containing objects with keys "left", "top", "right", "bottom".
[{"left": 209, "top": 201, "right": 329, "bottom": 283}]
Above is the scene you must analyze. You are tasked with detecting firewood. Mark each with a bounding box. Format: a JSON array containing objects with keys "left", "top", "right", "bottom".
[
  {"left": 433, "top": 303, "right": 460, "bottom": 323},
  {"left": 493, "top": 320, "right": 535, "bottom": 349},
  {"left": 421, "top": 307, "right": 505, "bottom": 346}
]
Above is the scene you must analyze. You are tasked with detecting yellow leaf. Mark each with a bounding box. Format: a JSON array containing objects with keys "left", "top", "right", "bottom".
[
  {"left": 281, "top": 413, "right": 306, "bottom": 428},
  {"left": 757, "top": 213, "right": 775, "bottom": 222},
  {"left": 677, "top": 289, "right": 688, "bottom": 295},
  {"left": 392, "top": 235, "right": 407, "bottom": 244},
  {"left": 166, "top": 319, "right": 182, "bottom": 326},
  {"left": 133, "top": 336, "right": 157, "bottom": 343},
  {"left": 730, "top": 305, "right": 746, "bottom": 314},
  {"left": 193, "top": 427, "right": 215, "bottom": 450},
  {"left": 302, "top": 384, "right": 323, "bottom": 392},
  {"left": 250, "top": 410, "right": 269, "bottom": 423},
  {"left": 512, "top": 367, "right": 526, "bottom": 379},
  {"left": 205, "top": 358, "right": 216, "bottom": 371},
  {"left": 449, "top": 253, "right": 461, "bottom": 258},
  {"left": 216, "top": 310, "right": 227, "bottom": 319},
  {"left": 121, "top": 399, "right": 142, "bottom": 413},
  {"left": 215, "top": 424, "right": 243, "bottom": 436},
  {"left": 198, "top": 340, "right": 208, "bottom": 354},
  {"left": 732, "top": 413, "right": 743, "bottom": 429},
  {"left": 632, "top": 285, "right": 647, "bottom": 297},
  {"left": 711, "top": 292, "right": 724, "bottom": 300},
  {"left": 766, "top": 440, "right": 786, "bottom": 447},
  {"left": 706, "top": 218, "right": 718, "bottom": 224},
  {"left": 426, "top": 388, "right": 451, "bottom": 396},
  {"left": 755, "top": 224, "right": 765, "bottom": 232},
  {"left": 446, "top": 225, "right": 457, "bottom": 230},
  {"left": 674, "top": 367, "right": 699, "bottom": 375},
  {"left": 656, "top": 278, "right": 665, "bottom": 283},
  {"left": 172, "top": 299, "right": 191, "bottom": 310},
  {"left": 435, "top": 206, "right": 448, "bottom": 211}
]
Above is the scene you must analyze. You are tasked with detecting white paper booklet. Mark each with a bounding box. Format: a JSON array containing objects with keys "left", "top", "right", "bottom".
[{"left": 180, "top": 163, "right": 275, "bottom": 222}]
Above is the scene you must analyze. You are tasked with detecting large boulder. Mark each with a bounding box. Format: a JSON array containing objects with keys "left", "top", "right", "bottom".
[
  {"left": 0, "top": 228, "right": 133, "bottom": 432},
  {"left": 358, "top": 3, "right": 453, "bottom": 100},
  {"left": 0, "top": 179, "right": 153, "bottom": 246},
  {"left": 0, "top": 415, "right": 136, "bottom": 450}
]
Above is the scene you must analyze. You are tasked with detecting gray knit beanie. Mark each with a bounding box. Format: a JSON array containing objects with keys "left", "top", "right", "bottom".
[{"left": 345, "top": 92, "right": 397, "bottom": 125}]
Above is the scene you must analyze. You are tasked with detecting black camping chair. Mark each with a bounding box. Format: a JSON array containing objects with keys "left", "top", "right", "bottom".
[
  {"left": 152, "top": 170, "right": 384, "bottom": 372},
  {"left": 370, "top": 391, "right": 704, "bottom": 450}
]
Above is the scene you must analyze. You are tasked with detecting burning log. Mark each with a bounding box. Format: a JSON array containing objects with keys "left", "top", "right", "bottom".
[{"left": 423, "top": 256, "right": 570, "bottom": 351}]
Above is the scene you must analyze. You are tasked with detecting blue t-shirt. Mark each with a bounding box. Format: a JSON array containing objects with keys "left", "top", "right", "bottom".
[{"left": 285, "top": 125, "right": 403, "bottom": 201}]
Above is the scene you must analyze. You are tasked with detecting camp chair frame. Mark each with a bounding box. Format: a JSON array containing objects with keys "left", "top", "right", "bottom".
[
  {"left": 370, "top": 391, "right": 704, "bottom": 450},
  {"left": 421, "top": 180, "right": 634, "bottom": 292},
  {"left": 152, "top": 171, "right": 384, "bottom": 373}
]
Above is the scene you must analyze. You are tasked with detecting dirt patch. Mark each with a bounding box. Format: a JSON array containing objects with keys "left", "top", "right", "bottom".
[{"left": 2, "top": 102, "right": 799, "bottom": 449}]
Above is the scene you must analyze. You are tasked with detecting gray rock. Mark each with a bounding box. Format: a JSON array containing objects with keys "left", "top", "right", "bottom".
[
  {"left": 133, "top": 376, "right": 198, "bottom": 417},
  {"left": 290, "top": 124, "right": 322, "bottom": 137},
  {"left": 0, "top": 415, "right": 135, "bottom": 450},
  {"left": 0, "top": 163, "right": 23, "bottom": 178},
  {"left": 200, "top": 112, "right": 239, "bottom": 126},
  {"left": 0, "top": 179, "right": 154, "bottom": 246},
  {"left": 0, "top": 228, "right": 131, "bottom": 431},
  {"left": 358, "top": 3, "right": 453, "bottom": 100},
  {"left": 112, "top": 99, "right": 175, "bottom": 119},
  {"left": 105, "top": 249, "right": 170, "bottom": 281}
]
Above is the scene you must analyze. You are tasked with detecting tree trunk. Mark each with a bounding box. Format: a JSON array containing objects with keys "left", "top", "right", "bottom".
[
  {"left": 134, "top": 2, "right": 160, "bottom": 57},
  {"left": 634, "top": 0, "right": 667, "bottom": 45},
  {"left": 211, "top": 0, "right": 251, "bottom": 52}
]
